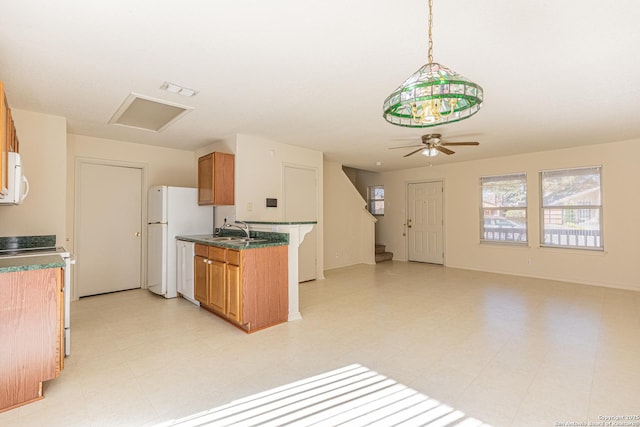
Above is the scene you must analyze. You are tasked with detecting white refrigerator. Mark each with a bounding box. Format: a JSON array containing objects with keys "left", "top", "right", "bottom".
[{"left": 147, "top": 186, "right": 213, "bottom": 298}]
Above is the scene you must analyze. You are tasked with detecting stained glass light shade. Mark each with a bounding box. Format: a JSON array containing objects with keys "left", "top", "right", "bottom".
[{"left": 382, "top": 62, "right": 483, "bottom": 128}]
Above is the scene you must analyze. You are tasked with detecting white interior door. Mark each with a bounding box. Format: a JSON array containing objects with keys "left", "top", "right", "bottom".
[
  {"left": 407, "top": 181, "right": 444, "bottom": 264},
  {"left": 284, "top": 165, "right": 317, "bottom": 282},
  {"left": 76, "top": 161, "right": 143, "bottom": 297}
]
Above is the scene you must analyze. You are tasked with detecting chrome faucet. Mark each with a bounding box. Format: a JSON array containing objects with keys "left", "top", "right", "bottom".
[{"left": 221, "top": 220, "right": 250, "bottom": 239}]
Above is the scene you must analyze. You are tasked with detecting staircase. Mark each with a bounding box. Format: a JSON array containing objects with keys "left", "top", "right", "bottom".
[{"left": 375, "top": 244, "right": 393, "bottom": 263}]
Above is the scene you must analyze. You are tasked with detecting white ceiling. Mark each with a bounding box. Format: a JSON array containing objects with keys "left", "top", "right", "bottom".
[{"left": 1, "top": 0, "right": 639, "bottom": 172}]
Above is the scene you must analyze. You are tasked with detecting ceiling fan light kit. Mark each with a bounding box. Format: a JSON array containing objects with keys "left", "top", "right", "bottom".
[
  {"left": 382, "top": 0, "right": 483, "bottom": 128},
  {"left": 421, "top": 147, "right": 439, "bottom": 157}
]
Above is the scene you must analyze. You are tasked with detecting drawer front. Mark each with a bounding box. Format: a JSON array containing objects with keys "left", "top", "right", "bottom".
[
  {"left": 208, "top": 246, "right": 226, "bottom": 262},
  {"left": 194, "top": 244, "right": 208, "bottom": 257},
  {"left": 226, "top": 249, "right": 240, "bottom": 265}
]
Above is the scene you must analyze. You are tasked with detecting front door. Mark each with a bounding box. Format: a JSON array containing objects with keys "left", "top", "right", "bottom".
[
  {"left": 76, "top": 161, "right": 143, "bottom": 297},
  {"left": 407, "top": 181, "right": 444, "bottom": 264}
]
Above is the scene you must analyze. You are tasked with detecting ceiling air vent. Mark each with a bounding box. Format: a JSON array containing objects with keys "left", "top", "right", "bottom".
[{"left": 109, "top": 93, "right": 193, "bottom": 132}]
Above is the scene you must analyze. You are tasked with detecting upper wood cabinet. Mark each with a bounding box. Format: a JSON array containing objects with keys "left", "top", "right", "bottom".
[
  {"left": 0, "top": 81, "right": 20, "bottom": 198},
  {"left": 1, "top": 82, "right": 8, "bottom": 197},
  {"left": 197, "top": 152, "right": 234, "bottom": 206}
]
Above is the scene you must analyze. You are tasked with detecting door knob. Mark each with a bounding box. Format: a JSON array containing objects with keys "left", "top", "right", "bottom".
[{"left": 134, "top": 231, "right": 141, "bottom": 237}]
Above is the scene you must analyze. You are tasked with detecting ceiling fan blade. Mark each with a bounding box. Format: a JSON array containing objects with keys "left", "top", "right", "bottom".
[
  {"left": 389, "top": 144, "right": 424, "bottom": 149},
  {"left": 436, "top": 146, "right": 455, "bottom": 155},
  {"left": 440, "top": 141, "right": 480, "bottom": 146},
  {"left": 404, "top": 148, "right": 424, "bottom": 157}
]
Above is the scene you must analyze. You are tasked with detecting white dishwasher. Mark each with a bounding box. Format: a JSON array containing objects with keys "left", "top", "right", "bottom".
[{"left": 176, "top": 240, "right": 199, "bottom": 306}]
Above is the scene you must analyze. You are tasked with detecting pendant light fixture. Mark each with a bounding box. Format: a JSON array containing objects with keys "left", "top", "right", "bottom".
[{"left": 382, "top": 0, "right": 483, "bottom": 128}]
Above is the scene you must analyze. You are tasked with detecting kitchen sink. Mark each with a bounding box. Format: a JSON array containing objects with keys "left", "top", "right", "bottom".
[
  {"left": 204, "top": 236, "right": 268, "bottom": 244},
  {"left": 238, "top": 238, "right": 268, "bottom": 243},
  {"left": 206, "top": 236, "right": 239, "bottom": 241}
]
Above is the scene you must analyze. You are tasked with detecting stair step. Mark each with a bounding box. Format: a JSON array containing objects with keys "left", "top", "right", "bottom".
[
  {"left": 375, "top": 251, "right": 393, "bottom": 263},
  {"left": 375, "top": 244, "right": 386, "bottom": 254}
]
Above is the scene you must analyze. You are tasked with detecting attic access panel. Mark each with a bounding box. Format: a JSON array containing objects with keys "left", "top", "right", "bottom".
[{"left": 109, "top": 93, "right": 192, "bottom": 132}]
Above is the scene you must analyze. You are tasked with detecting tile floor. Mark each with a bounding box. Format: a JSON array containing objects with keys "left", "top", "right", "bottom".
[{"left": 1, "top": 261, "right": 639, "bottom": 426}]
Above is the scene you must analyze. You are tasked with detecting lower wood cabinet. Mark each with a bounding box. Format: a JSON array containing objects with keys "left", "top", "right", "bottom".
[
  {"left": 194, "top": 252, "right": 208, "bottom": 303},
  {"left": 226, "top": 262, "right": 241, "bottom": 323},
  {"left": 0, "top": 267, "right": 63, "bottom": 412},
  {"left": 193, "top": 243, "right": 288, "bottom": 332}
]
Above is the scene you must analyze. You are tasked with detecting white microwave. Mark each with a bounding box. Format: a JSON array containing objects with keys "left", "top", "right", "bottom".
[{"left": 0, "top": 152, "right": 29, "bottom": 205}]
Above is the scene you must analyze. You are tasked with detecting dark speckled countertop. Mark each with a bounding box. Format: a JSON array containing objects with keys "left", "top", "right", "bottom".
[
  {"left": 176, "top": 230, "right": 289, "bottom": 249},
  {"left": 0, "top": 235, "right": 57, "bottom": 251},
  {"left": 0, "top": 255, "right": 66, "bottom": 273}
]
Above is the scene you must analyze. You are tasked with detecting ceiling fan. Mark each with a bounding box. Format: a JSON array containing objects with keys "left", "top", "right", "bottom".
[{"left": 390, "top": 133, "right": 479, "bottom": 157}]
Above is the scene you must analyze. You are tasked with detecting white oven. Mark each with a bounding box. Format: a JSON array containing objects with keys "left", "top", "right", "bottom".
[{"left": 59, "top": 250, "right": 73, "bottom": 356}]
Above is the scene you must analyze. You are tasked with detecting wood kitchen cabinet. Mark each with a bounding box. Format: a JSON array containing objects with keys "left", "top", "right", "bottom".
[
  {"left": 226, "top": 261, "right": 241, "bottom": 323},
  {"left": 197, "top": 152, "right": 234, "bottom": 206},
  {"left": 194, "top": 244, "right": 236, "bottom": 317},
  {"left": 0, "top": 267, "right": 64, "bottom": 412},
  {"left": 1, "top": 82, "right": 8, "bottom": 196},
  {"left": 208, "top": 246, "right": 227, "bottom": 314},
  {"left": 193, "top": 243, "right": 288, "bottom": 332},
  {"left": 0, "top": 81, "right": 20, "bottom": 198},
  {"left": 194, "top": 249, "right": 209, "bottom": 304}
]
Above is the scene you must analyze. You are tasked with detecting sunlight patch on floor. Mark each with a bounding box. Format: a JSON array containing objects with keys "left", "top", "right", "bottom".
[{"left": 154, "top": 364, "right": 492, "bottom": 427}]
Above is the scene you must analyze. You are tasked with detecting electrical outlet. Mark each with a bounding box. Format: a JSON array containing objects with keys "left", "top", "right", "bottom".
[
  {"left": 247, "top": 202, "right": 253, "bottom": 212},
  {"left": 527, "top": 258, "right": 532, "bottom": 265}
]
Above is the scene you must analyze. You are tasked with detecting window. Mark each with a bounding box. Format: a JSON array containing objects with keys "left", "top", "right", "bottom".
[
  {"left": 368, "top": 185, "right": 384, "bottom": 215},
  {"left": 480, "top": 173, "right": 527, "bottom": 244},
  {"left": 540, "top": 166, "right": 603, "bottom": 249}
]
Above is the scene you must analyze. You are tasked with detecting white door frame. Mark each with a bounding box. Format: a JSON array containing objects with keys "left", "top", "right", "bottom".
[
  {"left": 405, "top": 179, "right": 445, "bottom": 264},
  {"left": 73, "top": 157, "right": 148, "bottom": 300}
]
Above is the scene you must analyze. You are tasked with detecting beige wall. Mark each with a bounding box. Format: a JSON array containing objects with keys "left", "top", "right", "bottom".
[
  {"left": 323, "top": 161, "right": 376, "bottom": 269},
  {"left": 68, "top": 134, "right": 197, "bottom": 188},
  {"left": 0, "top": 109, "right": 67, "bottom": 245},
  {"left": 234, "top": 134, "right": 323, "bottom": 222},
  {"left": 65, "top": 134, "right": 197, "bottom": 253},
  {"left": 372, "top": 139, "right": 640, "bottom": 291}
]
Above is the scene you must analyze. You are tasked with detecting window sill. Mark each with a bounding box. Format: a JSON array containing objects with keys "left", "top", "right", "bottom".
[
  {"left": 480, "top": 240, "right": 529, "bottom": 248},
  {"left": 539, "top": 245, "right": 606, "bottom": 254}
]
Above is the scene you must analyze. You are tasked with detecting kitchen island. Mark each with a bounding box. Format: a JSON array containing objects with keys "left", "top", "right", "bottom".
[
  {"left": 0, "top": 255, "right": 65, "bottom": 413},
  {"left": 243, "top": 221, "right": 317, "bottom": 322},
  {"left": 176, "top": 232, "right": 288, "bottom": 333}
]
